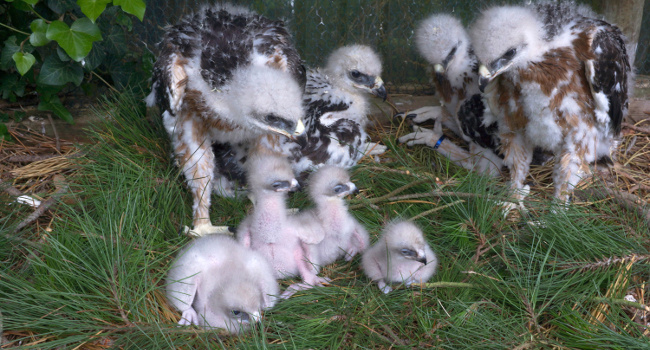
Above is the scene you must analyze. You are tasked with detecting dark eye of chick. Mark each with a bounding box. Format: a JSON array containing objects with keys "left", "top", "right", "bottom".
[
  {"left": 333, "top": 184, "right": 348, "bottom": 194},
  {"left": 265, "top": 114, "right": 281, "bottom": 124},
  {"left": 264, "top": 114, "right": 294, "bottom": 132},
  {"left": 231, "top": 310, "right": 241, "bottom": 316},
  {"left": 503, "top": 48, "right": 517, "bottom": 60},
  {"left": 349, "top": 70, "right": 361, "bottom": 79},
  {"left": 401, "top": 248, "right": 416, "bottom": 257}
]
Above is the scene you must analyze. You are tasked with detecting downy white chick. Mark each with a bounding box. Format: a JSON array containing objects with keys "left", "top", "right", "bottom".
[
  {"left": 237, "top": 153, "right": 326, "bottom": 287},
  {"left": 362, "top": 220, "right": 438, "bottom": 293},
  {"left": 304, "top": 165, "right": 369, "bottom": 270},
  {"left": 166, "top": 235, "right": 279, "bottom": 332}
]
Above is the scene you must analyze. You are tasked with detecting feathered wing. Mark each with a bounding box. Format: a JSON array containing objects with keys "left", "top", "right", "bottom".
[
  {"left": 457, "top": 94, "right": 500, "bottom": 152},
  {"left": 579, "top": 18, "right": 630, "bottom": 136}
]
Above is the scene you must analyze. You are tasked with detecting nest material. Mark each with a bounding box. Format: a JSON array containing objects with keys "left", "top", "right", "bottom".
[{"left": 1, "top": 125, "right": 80, "bottom": 195}]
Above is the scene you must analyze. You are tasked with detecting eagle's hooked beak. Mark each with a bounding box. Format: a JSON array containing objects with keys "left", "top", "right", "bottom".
[
  {"left": 294, "top": 119, "right": 305, "bottom": 136},
  {"left": 478, "top": 64, "right": 493, "bottom": 93},
  {"left": 417, "top": 251, "right": 427, "bottom": 265},
  {"left": 269, "top": 119, "right": 305, "bottom": 139},
  {"left": 341, "top": 182, "right": 358, "bottom": 197},
  {"left": 478, "top": 58, "right": 513, "bottom": 93},
  {"left": 370, "top": 76, "right": 387, "bottom": 101}
]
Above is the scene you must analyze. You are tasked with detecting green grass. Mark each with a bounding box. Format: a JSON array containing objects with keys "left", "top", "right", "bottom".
[{"left": 1, "top": 91, "right": 649, "bottom": 349}]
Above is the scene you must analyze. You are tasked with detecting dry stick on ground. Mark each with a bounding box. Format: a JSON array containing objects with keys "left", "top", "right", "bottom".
[
  {"left": 47, "top": 114, "right": 61, "bottom": 153},
  {"left": 559, "top": 254, "right": 650, "bottom": 272},
  {"left": 410, "top": 282, "right": 475, "bottom": 289},
  {"left": 13, "top": 175, "right": 69, "bottom": 233},
  {"left": 351, "top": 189, "right": 499, "bottom": 210},
  {"left": 622, "top": 122, "right": 650, "bottom": 135},
  {"left": 575, "top": 186, "right": 650, "bottom": 227},
  {"left": 349, "top": 178, "right": 430, "bottom": 209},
  {"left": 362, "top": 166, "right": 422, "bottom": 178},
  {"left": 590, "top": 297, "right": 650, "bottom": 312},
  {"left": 409, "top": 199, "right": 464, "bottom": 221},
  {"left": 1, "top": 178, "right": 24, "bottom": 197},
  {"left": 7, "top": 154, "right": 63, "bottom": 162}
]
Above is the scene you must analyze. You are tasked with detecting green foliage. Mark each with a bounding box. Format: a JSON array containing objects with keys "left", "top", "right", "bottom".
[
  {"left": 0, "top": 92, "right": 648, "bottom": 348},
  {"left": 0, "top": 0, "right": 149, "bottom": 124}
]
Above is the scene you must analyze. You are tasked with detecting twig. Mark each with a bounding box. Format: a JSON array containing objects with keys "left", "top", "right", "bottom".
[
  {"left": 575, "top": 186, "right": 650, "bottom": 227},
  {"left": 1, "top": 179, "right": 24, "bottom": 197},
  {"left": 411, "top": 282, "right": 475, "bottom": 289},
  {"left": 590, "top": 297, "right": 650, "bottom": 312},
  {"left": 352, "top": 321, "right": 397, "bottom": 345},
  {"left": 461, "top": 270, "right": 502, "bottom": 282},
  {"left": 361, "top": 166, "right": 421, "bottom": 177},
  {"left": 622, "top": 122, "right": 650, "bottom": 135},
  {"left": 560, "top": 254, "right": 650, "bottom": 271},
  {"left": 91, "top": 71, "right": 119, "bottom": 94},
  {"left": 13, "top": 175, "right": 69, "bottom": 233},
  {"left": 472, "top": 232, "right": 500, "bottom": 265},
  {"left": 7, "top": 154, "right": 61, "bottom": 162},
  {"left": 386, "top": 190, "right": 496, "bottom": 203},
  {"left": 47, "top": 114, "right": 61, "bottom": 153},
  {"left": 110, "top": 264, "right": 134, "bottom": 326},
  {"left": 380, "top": 325, "right": 408, "bottom": 346},
  {"left": 409, "top": 199, "right": 464, "bottom": 221},
  {"left": 349, "top": 178, "right": 430, "bottom": 209}
]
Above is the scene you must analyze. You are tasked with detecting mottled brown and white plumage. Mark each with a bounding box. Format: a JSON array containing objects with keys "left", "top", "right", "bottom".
[
  {"left": 398, "top": 14, "right": 504, "bottom": 176},
  {"left": 362, "top": 220, "right": 438, "bottom": 293},
  {"left": 469, "top": 1, "right": 630, "bottom": 209},
  {"left": 146, "top": 3, "right": 306, "bottom": 236},
  {"left": 211, "top": 45, "right": 388, "bottom": 191},
  {"left": 166, "top": 235, "right": 279, "bottom": 332}
]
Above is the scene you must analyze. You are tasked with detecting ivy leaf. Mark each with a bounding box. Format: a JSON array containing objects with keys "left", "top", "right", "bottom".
[
  {"left": 0, "top": 123, "right": 12, "bottom": 142},
  {"left": 21, "top": 0, "right": 39, "bottom": 5},
  {"left": 113, "top": 0, "right": 145, "bottom": 21},
  {"left": 83, "top": 43, "right": 105, "bottom": 71},
  {"left": 46, "top": 18, "right": 103, "bottom": 62},
  {"left": 77, "top": 0, "right": 112, "bottom": 23},
  {"left": 1, "top": 37, "right": 20, "bottom": 70},
  {"left": 46, "top": 0, "right": 77, "bottom": 13},
  {"left": 38, "top": 55, "right": 84, "bottom": 86},
  {"left": 0, "top": 73, "right": 27, "bottom": 100},
  {"left": 38, "top": 95, "right": 74, "bottom": 124},
  {"left": 30, "top": 19, "right": 51, "bottom": 47},
  {"left": 12, "top": 52, "right": 36, "bottom": 75},
  {"left": 11, "top": 1, "right": 32, "bottom": 11}
]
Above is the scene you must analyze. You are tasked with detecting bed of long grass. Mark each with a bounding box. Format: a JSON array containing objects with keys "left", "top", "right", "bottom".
[{"left": 1, "top": 92, "right": 649, "bottom": 349}]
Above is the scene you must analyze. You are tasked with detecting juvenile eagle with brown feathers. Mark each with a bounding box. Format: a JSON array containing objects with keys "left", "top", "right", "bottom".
[
  {"left": 469, "top": 0, "right": 631, "bottom": 210},
  {"left": 146, "top": 3, "right": 306, "bottom": 236}
]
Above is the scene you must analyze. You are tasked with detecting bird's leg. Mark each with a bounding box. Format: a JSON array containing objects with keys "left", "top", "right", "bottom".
[
  {"left": 171, "top": 118, "right": 227, "bottom": 237},
  {"left": 344, "top": 227, "right": 369, "bottom": 261},
  {"left": 399, "top": 126, "right": 477, "bottom": 171},
  {"left": 395, "top": 106, "right": 444, "bottom": 124},
  {"left": 279, "top": 282, "right": 314, "bottom": 299},
  {"left": 468, "top": 143, "right": 503, "bottom": 177},
  {"left": 554, "top": 143, "right": 590, "bottom": 207},
  {"left": 363, "top": 142, "right": 388, "bottom": 156},
  {"left": 499, "top": 133, "right": 533, "bottom": 214},
  {"left": 295, "top": 242, "right": 328, "bottom": 286}
]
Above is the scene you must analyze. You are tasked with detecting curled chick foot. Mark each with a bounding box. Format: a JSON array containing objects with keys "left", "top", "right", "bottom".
[
  {"left": 394, "top": 106, "right": 445, "bottom": 125},
  {"left": 178, "top": 308, "right": 200, "bottom": 326},
  {"left": 398, "top": 126, "right": 444, "bottom": 149}
]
